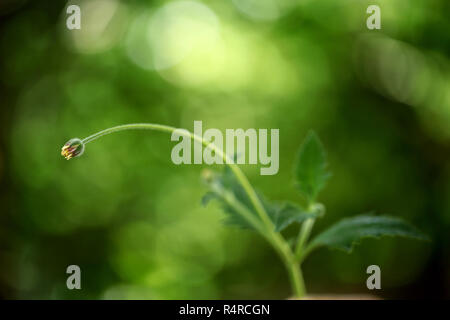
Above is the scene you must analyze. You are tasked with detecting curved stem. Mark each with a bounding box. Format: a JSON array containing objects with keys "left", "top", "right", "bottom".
[
  {"left": 83, "top": 124, "right": 274, "bottom": 229},
  {"left": 80, "top": 123, "right": 305, "bottom": 298}
]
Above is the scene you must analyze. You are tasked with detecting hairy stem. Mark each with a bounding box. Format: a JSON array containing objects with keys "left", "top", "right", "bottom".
[{"left": 80, "top": 123, "right": 305, "bottom": 298}]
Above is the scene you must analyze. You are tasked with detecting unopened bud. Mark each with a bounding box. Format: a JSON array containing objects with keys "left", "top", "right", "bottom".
[{"left": 61, "top": 138, "right": 85, "bottom": 160}]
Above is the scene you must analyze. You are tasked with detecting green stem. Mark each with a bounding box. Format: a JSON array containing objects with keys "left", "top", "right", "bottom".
[
  {"left": 295, "top": 218, "right": 315, "bottom": 261},
  {"left": 288, "top": 210, "right": 318, "bottom": 297},
  {"left": 290, "top": 263, "right": 306, "bottom": 298},
  {"left": 295, "top": 202, "right": 325, "bottom": 262},
  {"left": 80, "top": 123, "right": 306, "bottom": 298}
]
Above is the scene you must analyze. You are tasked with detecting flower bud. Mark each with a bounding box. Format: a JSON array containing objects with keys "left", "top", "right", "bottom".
[{"left": 61, "top": 138, "right": 85, "bottom": 160}]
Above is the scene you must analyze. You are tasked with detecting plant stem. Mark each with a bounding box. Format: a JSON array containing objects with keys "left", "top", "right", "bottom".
[
  {"left": 80, "top": 123, "right": 305, "bottom": 298},
  {"left": 281, "top": 254, "right": 304, "bottom": 298},
  {"left": 295, "top": 218, "right": 315, "bottom": 260}
]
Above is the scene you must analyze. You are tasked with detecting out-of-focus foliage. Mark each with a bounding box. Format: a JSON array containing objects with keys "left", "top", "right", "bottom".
[{"left": 0, "top": 0, "right": 448, "bottom": 299}]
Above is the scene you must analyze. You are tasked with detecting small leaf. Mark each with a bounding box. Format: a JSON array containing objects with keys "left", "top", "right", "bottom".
[
  {"left": 202, "top": 168, "right": 292, "bottom": 231},
  {"left": 274, "top": 202, "right": 316, "bottom": 232},
  {"left": 294, "top": 131, "right": 330, "bottom": 202},
  {"left": 202, "top": 167, "right": 266, "bottom": 230},
  {"left": 309, "top": 214, "right": 429, "bottom": 253}
]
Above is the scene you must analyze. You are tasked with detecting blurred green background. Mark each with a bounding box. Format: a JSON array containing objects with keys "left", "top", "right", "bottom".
[{"left": 0, "top": 0, "right": 449, "bottom": 299}]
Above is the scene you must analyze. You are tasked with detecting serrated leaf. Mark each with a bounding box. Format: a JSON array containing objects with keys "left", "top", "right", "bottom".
[
  {"left": 294, "top": 131, "right": 330, "bottom": 202},
  {"left": 274, "top": 202, "right": 316, "bottom": 232},
  {"left": 203, "top": 168, "right": 304, "bottom": 231},
  {"left": 202, "top": 167, "right": 268, "bottom": 230},
  {"left": 309, "top": 215, "right": 429, "bottom": 253},
  {"left": 202, "top": 168, "right": 318, "bottom": 232}
]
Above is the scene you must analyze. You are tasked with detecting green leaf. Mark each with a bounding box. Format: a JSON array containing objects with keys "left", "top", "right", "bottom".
[
  {"left": 274, "top": 202, "right": 316, "bottom": 232},
  {"left": 201, "top": 167, "right": 271, "bottom": 230},
  {"left": 309, "top": 214, "right": 429, "bottom": 253},
  {"left": 202, "top": 168, "right": 314, "bottom": 232},
  {"left": 202, "top": 168, "right": 319, "bottom": 232},
  {"left": 294, "top": 131, "right": 330, "bottom": 203},
  {"left": 201, "top": 191, "right": 255, "bottom": 230}
]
